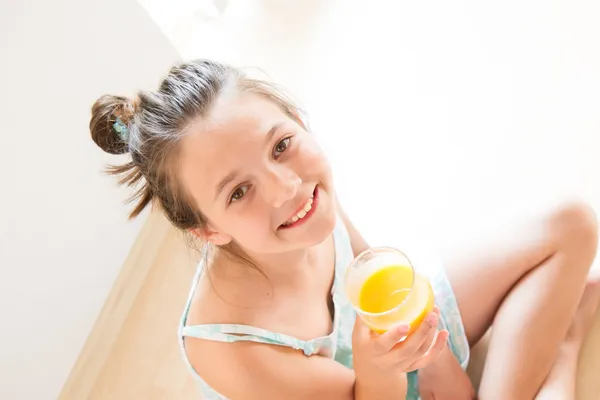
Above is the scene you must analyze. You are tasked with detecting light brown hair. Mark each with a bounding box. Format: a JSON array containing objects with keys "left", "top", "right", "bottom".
[{"left": 90, "top": 59, "right": 306, "bottom": 238}]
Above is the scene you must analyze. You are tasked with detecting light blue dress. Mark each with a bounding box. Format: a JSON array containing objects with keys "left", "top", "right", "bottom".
[{"left": 179, "top": 217, "right": 470, "bottom": 399}]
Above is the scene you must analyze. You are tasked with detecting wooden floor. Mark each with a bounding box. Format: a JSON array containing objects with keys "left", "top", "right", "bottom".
[
  {"left": 60, "top": 211, "right": 600, "bottom": 399},
  {"left": 58, "top": 211, "right": 200, "bottom": 400}
]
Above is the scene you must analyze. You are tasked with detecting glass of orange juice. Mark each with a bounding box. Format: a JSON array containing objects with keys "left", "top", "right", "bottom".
[{"left": 344, "top": 246, "right": 435, "bottom": 335}]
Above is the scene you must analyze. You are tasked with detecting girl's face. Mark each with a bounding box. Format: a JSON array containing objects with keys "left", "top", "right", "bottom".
[{"left": 178, "top": 91, "right": 337, "bottom": 255}]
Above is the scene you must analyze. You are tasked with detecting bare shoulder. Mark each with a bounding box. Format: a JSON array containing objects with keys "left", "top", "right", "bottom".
[
  {"left": 335, "top": 198, "right": 370, "bottom": 257},
  {"left": 185, "top": 331, "right": 355, "bottom": 400},
  {"left": 185, "top": 255, "right": 268, "bottom": 327},
  {"left": 182, "top": 257, "right": 278, "bottom": 395},
  {"left": 183, "top": 261, "right": 356, "bottom": 400},
  {"left": 182, "top": 240, "right": 355, "bottom": 399}
]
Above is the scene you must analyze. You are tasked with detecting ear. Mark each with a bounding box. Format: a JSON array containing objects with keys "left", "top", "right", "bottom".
[{"left": 190, "top": 227, "right": 232, "bottom": 246}]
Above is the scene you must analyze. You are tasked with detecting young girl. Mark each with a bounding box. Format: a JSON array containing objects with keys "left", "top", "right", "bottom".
[{"left": 90, "top": 59, "right": 600, "bottom": 400}]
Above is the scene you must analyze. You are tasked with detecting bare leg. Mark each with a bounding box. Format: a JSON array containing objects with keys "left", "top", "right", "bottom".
[
  {"left": 443, "top": 201, "right": 598, "bottom": 399},
  {"left": 536, "top": 273, "right": 600, "bottom": 399}
]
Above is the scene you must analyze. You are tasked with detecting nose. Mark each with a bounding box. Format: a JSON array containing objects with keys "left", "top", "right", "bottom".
[{"left": 261, "top": 165, "right": 301, "bottom": 208}]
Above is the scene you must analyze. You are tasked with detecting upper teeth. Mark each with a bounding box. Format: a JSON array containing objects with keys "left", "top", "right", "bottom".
[{"left": 284, "top": 196, "right": 314, "bottom": 225}]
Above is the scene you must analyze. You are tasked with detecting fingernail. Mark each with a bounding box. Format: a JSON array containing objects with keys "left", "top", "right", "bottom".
[
  {"left": 396, "top": 324, "right": 410, "bottom": 333},
  {"left": 426, "top": 313, "right": 438, "bottom": 326}
]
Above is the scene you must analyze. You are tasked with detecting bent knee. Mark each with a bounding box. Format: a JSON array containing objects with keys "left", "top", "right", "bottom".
[{"left": 549, "top": 200, "right": 598, "bottom": 260}]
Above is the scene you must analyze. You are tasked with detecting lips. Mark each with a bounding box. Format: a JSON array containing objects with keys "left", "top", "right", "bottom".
[{"left": 279, "top": 186, "right": 319, "bottom": 229}]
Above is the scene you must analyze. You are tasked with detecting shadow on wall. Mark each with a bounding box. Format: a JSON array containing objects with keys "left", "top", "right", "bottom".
[{"left": 0, "top": 0, "right": 181, "bottom": 398}]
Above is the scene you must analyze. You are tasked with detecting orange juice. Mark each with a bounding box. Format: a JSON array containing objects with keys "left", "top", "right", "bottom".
[{"left": 358, "top": 264, "right": 435, "bottom": 334}]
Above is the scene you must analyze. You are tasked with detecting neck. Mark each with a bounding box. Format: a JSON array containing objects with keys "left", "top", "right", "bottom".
[{"left": 218, "top": 243, "right": 322, "bottom": 284}]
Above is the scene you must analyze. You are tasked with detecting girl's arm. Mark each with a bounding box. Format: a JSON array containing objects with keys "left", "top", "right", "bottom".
[{"left": 185, "top": 337, "right": 407, "bottom": 400}]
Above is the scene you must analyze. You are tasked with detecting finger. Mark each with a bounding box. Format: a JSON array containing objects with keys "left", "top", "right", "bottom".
[
  {"left": 413, "top": 321, "right": 437, "bottom": 358},
  {"left": 374, "top": 323, "right": 411, "bottom": 353},
  {"left": 431, "top": 305, "right": 441, "bottom": 321},
  {"left": 352, "top": 316, "right": 372, "bottom": 344},
  {"left": 408, "top": 329, "right": 449, "bottom": 370},
  {"left": 397, "top": 309, "right": 440, "bottom": 355}
]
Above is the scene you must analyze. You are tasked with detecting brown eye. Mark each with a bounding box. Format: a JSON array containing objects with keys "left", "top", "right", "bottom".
[
  {"left": 230, "top": 185, "right": 249, "bottom": 203},
  {"left": 273, "top": 137, "right": 291, "bottom": 159}
]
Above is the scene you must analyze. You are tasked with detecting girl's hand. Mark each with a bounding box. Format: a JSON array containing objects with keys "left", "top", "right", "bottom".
[
  {"left": 418, "top": 345, "right": 476, "bottom": 400},
  {"left": 352, "top": 306, "right": 449, "bottom": 386}
]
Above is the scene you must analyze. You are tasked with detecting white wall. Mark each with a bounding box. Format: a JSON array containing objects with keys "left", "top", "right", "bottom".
[
  {"left": 150, "top": 0, "right": 600, "bottom": 262},
  {"left": 0, "top": 0, "right": 180, "bottom": 398}
]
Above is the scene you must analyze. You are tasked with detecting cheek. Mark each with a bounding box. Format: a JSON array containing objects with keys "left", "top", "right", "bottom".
[
  {"left": 298, "top": 139, "right": 330, "bottom": 175},
  {"left": 227, "top": 210, "right": 274, "bottom": 245},
  {"left": 236, "top": 213, "right": 267, "bottom": 232}
]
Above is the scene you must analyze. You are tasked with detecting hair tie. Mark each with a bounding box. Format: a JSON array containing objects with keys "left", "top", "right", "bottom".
[{"left": 113, "top": 117, "right": 129, "bottom": 143}]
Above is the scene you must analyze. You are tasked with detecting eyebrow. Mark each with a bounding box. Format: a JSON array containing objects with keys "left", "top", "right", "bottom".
[
  {"left": 265, "top": 123, "right": 282, "bottom": 144},
  {"left": 215, "top": 170, "right": 238, "bottom": 201},
  {"left": 214, "top": 124, "right": 283, "bottom": 201}
]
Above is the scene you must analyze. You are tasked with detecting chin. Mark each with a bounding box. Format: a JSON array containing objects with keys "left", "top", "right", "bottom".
[{"left": 313, "top": 213, "right": 338, "bottom": 246}]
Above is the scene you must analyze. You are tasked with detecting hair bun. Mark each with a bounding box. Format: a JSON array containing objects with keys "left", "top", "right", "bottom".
[{"left": 89, "top": 95, "right": 135, "bottom": 155}]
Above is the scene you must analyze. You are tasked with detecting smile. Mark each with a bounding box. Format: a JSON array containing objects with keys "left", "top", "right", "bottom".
[{"left": 279, "top": 186, "right": 319, "bottom": 229}]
